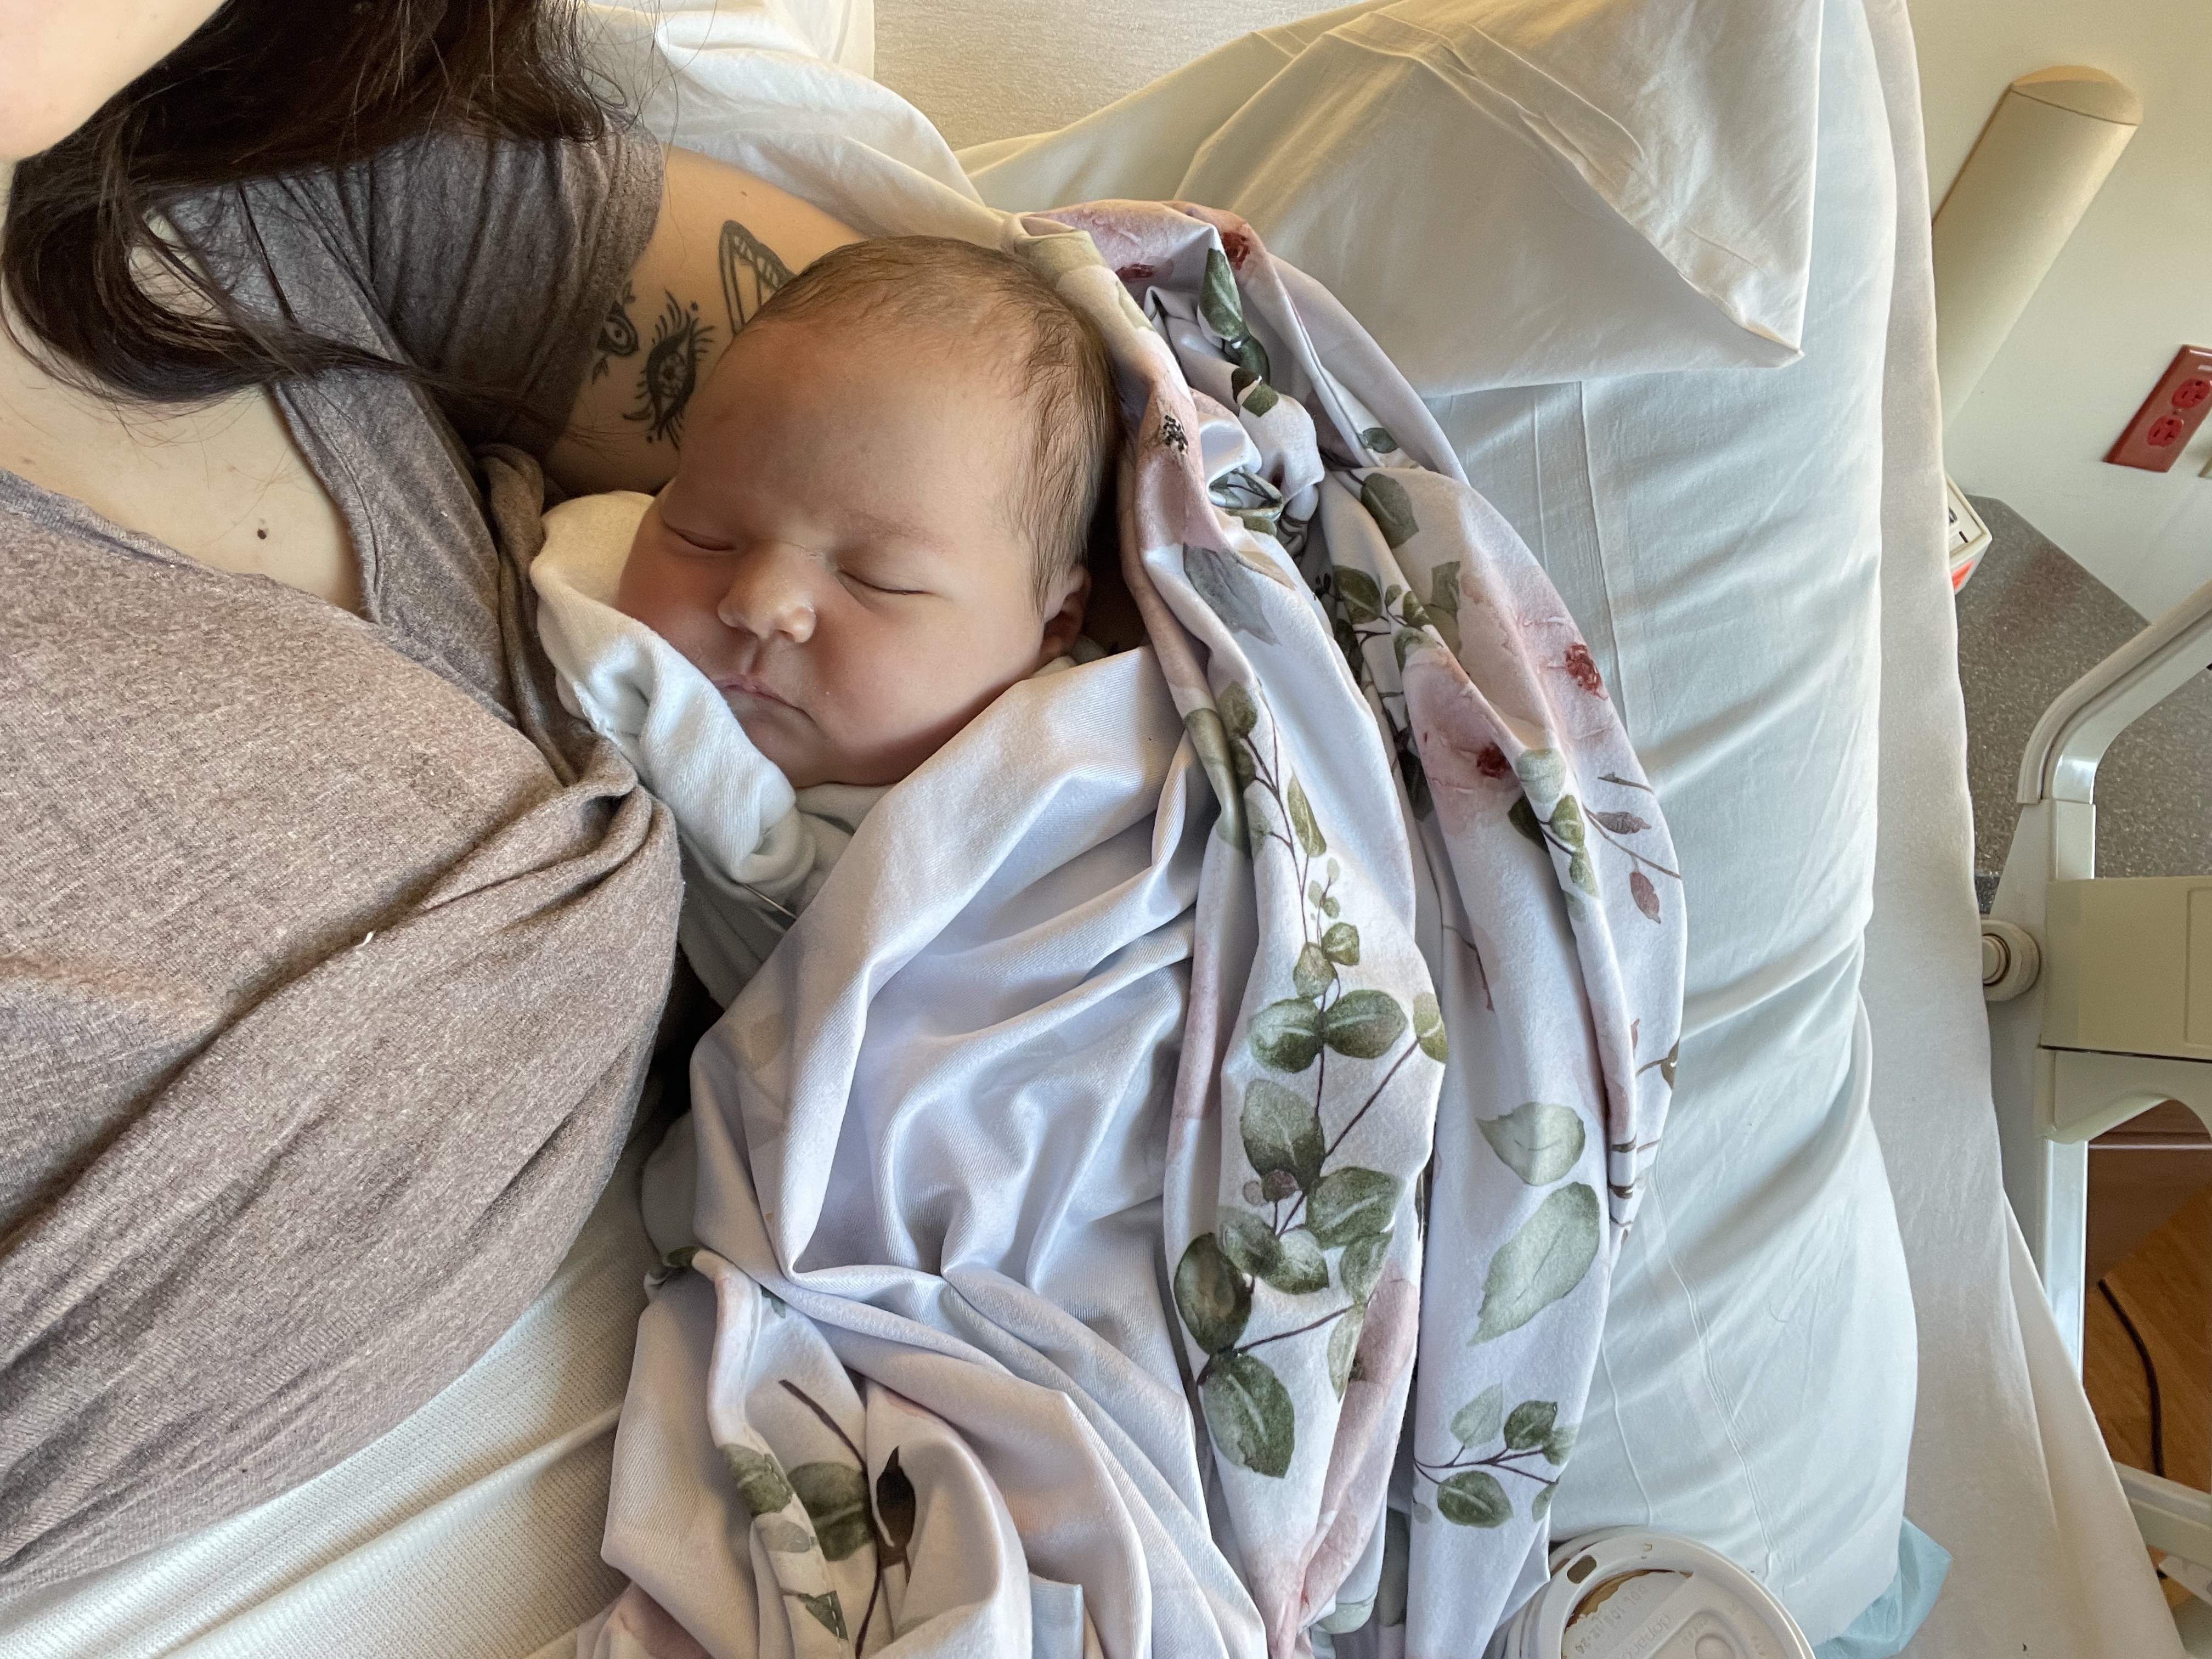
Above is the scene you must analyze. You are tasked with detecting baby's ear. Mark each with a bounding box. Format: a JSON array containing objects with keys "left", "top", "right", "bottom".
[{"left": 1038, "top": 567, "right": 1092, "bottom": 662}]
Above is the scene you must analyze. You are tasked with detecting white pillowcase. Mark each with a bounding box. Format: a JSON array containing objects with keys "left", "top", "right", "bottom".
[
  {"left": 1300, "top": 2, "right": 1912, "bottom": 1640},
  {"left": 967, "top": 0, "right": 1824, "bottom": 389}
]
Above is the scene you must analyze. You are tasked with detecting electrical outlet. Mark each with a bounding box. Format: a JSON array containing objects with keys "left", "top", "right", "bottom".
[
  {"left": 2106, "top": 345, "right": 2212, "bottom": 471},
  {"left": 1945, "top": 476, "right": 1991, "bottom": 590}
]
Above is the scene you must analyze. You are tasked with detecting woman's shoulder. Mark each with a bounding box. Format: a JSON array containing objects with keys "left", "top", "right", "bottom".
[{"left": 179, "top": 125, "right": 663, "bottom": 365}]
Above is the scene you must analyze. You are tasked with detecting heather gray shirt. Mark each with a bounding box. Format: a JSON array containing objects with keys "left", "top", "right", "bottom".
[{"left": 0, "top": 128, "right": 680, "bottom": 1591}]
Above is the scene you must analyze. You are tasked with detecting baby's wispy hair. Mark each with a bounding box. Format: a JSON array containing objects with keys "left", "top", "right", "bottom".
[{"left": 742, "top": 234, "right": 1119, "bottom": 612}]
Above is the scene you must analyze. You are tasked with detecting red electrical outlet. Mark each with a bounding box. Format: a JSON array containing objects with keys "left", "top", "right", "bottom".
[{"left": 2106, "top": 346, "right": 2212, "bottom": 471}]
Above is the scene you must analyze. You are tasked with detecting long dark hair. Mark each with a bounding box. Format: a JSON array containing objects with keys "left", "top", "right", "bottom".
[{"left": 2, "top": 0, "right": 607, "bottom": 404}]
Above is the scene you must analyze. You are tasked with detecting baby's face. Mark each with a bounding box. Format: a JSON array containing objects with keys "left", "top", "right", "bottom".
[{"left": 618, "top": 317, "right": 1086, "bottom": 789}]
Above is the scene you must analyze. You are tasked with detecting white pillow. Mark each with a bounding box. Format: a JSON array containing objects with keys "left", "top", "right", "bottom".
[
  {"left": 1411, "top": 1, "right": 1914, "bottom": 1638},
  {"left": 967, "top": 0, "right": 1823, "bottom": 389}
]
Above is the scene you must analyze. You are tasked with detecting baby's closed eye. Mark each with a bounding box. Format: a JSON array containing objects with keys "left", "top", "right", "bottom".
[{"left": 837, "top": 560, "right": 928, "bottom": 597}]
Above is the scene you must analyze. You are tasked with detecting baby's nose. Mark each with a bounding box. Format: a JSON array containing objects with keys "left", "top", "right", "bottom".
[{"left": 716, "top": 546, "right": 817, "bottom": 644}]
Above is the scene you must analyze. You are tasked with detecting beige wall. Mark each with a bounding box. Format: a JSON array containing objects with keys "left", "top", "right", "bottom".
[{"left": 1915, "top": 1, "right": 2212, "bottom": 618}]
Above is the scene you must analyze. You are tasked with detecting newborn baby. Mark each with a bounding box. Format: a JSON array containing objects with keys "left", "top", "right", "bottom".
[{"left": 532, "top": 235, "right": 1120, "bottom": 1001}]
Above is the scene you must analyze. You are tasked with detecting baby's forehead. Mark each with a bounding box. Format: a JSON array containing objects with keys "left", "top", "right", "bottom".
[
  {"left": 802, "top": 290, "right": 1037, "bottom": 369},
  {"left": 774, "top": 304, "right": 1046, "bottom": 424}
]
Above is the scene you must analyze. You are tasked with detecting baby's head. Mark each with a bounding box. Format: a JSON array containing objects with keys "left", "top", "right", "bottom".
[{"left": 617, "top": 235, "right": 1119, "bottom": 789}]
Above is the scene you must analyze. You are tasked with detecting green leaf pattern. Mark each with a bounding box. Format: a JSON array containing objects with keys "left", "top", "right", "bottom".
[
  {"left": 1086, "top": 213, "right": 1677, "bottom": 1635},
  {"left": 1165, "top": 647, "right": 1449, "bottom": 1494}
]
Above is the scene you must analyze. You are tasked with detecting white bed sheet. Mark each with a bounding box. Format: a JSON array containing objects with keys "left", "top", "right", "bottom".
[
  {"left": 1853, "top": 9, "right": 2180, "bottom": 1654},
  {"left": 0, "top": 4, "right": 2179, "bottom": 1656}
]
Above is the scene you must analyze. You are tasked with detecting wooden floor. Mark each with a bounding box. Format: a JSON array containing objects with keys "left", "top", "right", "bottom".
[{"left": 2084, "top": 1175, "right": 2212, "bottom": 1610}]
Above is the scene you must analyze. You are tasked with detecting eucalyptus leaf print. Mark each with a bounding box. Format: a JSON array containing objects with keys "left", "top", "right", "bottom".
[
  {"left": 789, "top": 1463, "right": 872, "bottom": 1561},
  {"left": 1218, "top": 680, "right": 1259, "bottom": 741},
  {"left": 1477, "top": 1102, "right": 1588, "bottom": 1187},
  {"left": 1449, "top": 1385, "right": 1504, "bottom": 1449},
  {"left": 1294, "top": 941, "right": 1336, "bottom": 1000},
  {"left": 1263, "top": 1228, "right": 1331, "bottom": 1295},
  {"left": 1184, "top": 544, "right": 1279, "bottom": 645},
  {"left": 1176, "top": 1234, "right": 1253, "bottom": 1353},
  {"left": 1502, "top": 1400, "right": 1556, "bottom": 1452},
  {"left": 1335, "top": 566, "right": 1384, "bottom": 623},
  {"left": 1359, "top": 473, "right": 1420, "bottom": 549},
  {"left": 1417, "top": 1383, "right": 1576, "bottom": 1529},
  {"left": 1200, "top": 247, "right": 1272, "bottom": 387},
  {"left": 1173, "top": 660, "right": 1444, "bottom": 1497},
  {"left": 1423, "top": 560, "right": 1463, "bottom": 654},
  {"left": 1204, "top": 1352, "right": 1297, "bottom": 1478},
  {"left": 789, "top": 1591, "right": 847, "bottom": 1639},
  {"left": 1340, "top": 1229, "right": 1391, "bottom": 1300},
  {"left": 876, "top": 1448, "right": 917, "bottom": 1568},
  {"left": 1328, "top": 1301, "right": 1364, "bottom": 1397},
  {"left": 1287, "top": 776, "right": 1327, "bottom": 859},
  {"left": 1321, "top": 989, "right": 1406, "bottom": 1059},
  {"left": 1249, "top": 998, "right": 1323, "bottom": 1071},
  {"left": 1472, "top": 1184, "right": 1601, "bottom": 1344},
  {"left": 1232, "top": 365, "right": 1282, "bottom": 416},
  {"left": 1242, "top": 1079, "right": 1326, "bottom": 1194},
  {"left": 755, "top": 1516, "right": 817, "bottom": 1555},
  {"left": 1508, "top": 795, "right": 1543, "bottom": 846},
  {"left": 1307, "top": 1168, "right": 1399, "bottom": 1248},
  {"left": 1413, "top": 992, "right": 1449, "bottom": 1062},
  {"left": 1435, "top": 1470, "right": 1512, "bottom": 1528},
  {"left": 1217, "top": 1207, "right": 1278, "bottom": 1276},
  {"left": 1183, "top": 707, "right": 1249, "bottom": 850},
  {"left": 723, "top": 1444, "right": 795, "bottom": 1520}
]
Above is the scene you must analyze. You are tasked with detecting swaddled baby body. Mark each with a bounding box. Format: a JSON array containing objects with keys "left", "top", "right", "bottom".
[{"left": 532, "top": 236, "right": 1119, "bottom": 1002}]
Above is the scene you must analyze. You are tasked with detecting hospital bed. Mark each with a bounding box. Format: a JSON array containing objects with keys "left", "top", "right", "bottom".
[
  {"left": 1988, "top": 561, "right": 2212, "bottom": 1610},
  {"left": 0, "top": 2, "right": 2185, "bottom": 1655}
]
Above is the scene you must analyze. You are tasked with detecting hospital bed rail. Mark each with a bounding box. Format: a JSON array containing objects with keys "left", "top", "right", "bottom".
[{"left": 1985, "top": 566, "right": 2212, "bottom": 1573}]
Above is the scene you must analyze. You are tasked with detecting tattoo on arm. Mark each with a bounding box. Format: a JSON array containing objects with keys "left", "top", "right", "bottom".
[
  {"left": 624, "top": 292, "right": 714, "bottom": 447},
  {"left": 605, "top": 223, "right": 788, "bottom": 448},
  {"left": 590, "top": 281, "right": 640, "bottom": 383},
  {"left": 720, "top": 219, "right": 794, "bottom": 335}
]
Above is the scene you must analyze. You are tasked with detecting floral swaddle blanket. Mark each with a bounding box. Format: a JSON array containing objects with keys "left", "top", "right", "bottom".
[{"left": 589, "top": 204, "right": 1683, "bottom": 1659}]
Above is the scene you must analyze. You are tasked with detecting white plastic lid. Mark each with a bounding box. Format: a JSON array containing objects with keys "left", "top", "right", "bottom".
[{"left": 1506, "top": 1531, "right": 1814, "bottom": 1659}]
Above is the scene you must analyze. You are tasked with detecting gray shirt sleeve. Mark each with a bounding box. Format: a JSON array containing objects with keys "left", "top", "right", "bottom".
[
  {"left": 295, "top": 127, "right": 667, "bottom": 450},
  {"left": 158, "top": 128, "right": 664, "bottom": 707}
]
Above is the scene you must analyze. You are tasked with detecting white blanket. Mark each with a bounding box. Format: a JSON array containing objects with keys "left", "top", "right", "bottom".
[{"left": 573, "top": 109, "right": 1683, "bottom": 1655}]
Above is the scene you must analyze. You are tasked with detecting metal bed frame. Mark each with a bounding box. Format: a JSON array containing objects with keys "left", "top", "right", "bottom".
[{"left": 1986, "top": 569, "right": 2212, "bottom": 1580}]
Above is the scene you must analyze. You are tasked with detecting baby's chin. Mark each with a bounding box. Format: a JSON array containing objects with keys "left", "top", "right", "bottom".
[
  {"left": 737, "top": 709, "right": 942, "bottom": 792},
  {"left": 725, "top": 702, "right": 811, "bottom": 780},
  {"left": 726, "top": 702, "right": 850, "bottom": 790}
]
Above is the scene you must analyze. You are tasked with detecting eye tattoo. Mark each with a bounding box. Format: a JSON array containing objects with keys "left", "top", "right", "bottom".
[
  {"left": 720, "top": 219, "right": 794, "bottom": 335},
  {"left": 625, "top": 292, "right": 714, "bottom": 446},
  {"left": 590, "top": 280, "right": 640, "bottom": 382}
]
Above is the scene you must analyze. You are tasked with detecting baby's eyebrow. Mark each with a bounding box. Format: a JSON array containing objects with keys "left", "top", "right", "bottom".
[{"left": 833, "top": 503, "right": 939, "bottom": 555}]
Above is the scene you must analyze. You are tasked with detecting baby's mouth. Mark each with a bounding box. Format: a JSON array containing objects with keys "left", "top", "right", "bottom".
[{"left": 713, "top": 672, "right": 797, "bottom": 713}]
